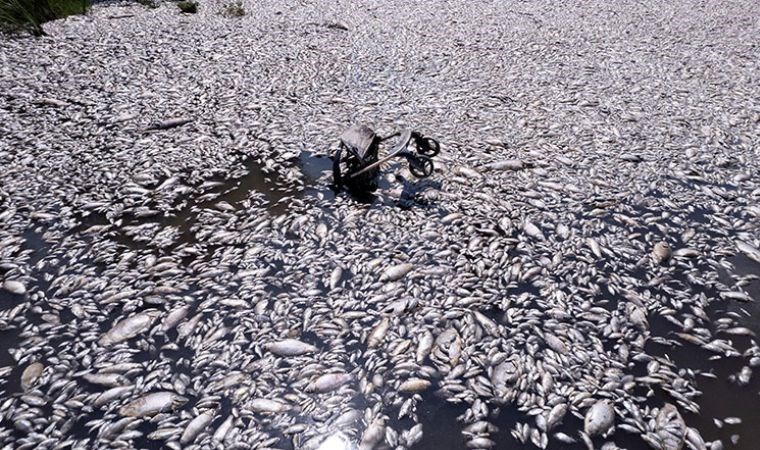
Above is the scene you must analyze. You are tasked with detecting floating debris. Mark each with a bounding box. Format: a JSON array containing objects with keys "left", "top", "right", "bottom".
[{"left": 0, "top": 1, "right": 758, "bottom": 450}]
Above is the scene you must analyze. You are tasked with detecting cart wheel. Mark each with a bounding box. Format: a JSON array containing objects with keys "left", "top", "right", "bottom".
[
  {"left": 332, "top": 147, "right": 344, "bottom": 187},
  {"left": 417, "top": 137, "right": 440, "bottom": 157},
  {"left": 409, "top": 155, "right": 434, "bottom": 178}
]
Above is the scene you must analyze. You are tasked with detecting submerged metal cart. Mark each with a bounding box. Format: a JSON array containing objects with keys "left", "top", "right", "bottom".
[{"left": 332, "top": 125, "right": 441, "bottom": 193}]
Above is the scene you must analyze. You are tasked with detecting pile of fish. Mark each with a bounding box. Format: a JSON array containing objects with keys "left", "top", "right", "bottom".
[{"left": 1, "top": 0, "right": 759, "bottom": 449}]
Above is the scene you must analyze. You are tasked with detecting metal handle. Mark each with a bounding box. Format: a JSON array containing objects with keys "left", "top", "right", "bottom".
[{"left": 347, "top": 130, "right": 413, "bottom": 179}]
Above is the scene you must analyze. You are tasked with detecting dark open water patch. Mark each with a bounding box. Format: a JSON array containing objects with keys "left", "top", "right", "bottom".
[
  {"left": 133, "top": 156, "right": 294, "bottom": 253},
  {"left": 22, "top": 227, "right": 49, "bottom": 268},
  {"left": 435, "top": 266, "right": 758, "bottom": 450},
  {"left": 644, "top": 337, "right": 760, "bottom": 450},
  {"left": 204, "top": 157, "right": 294, "bottom": 216},
  {"left": 84, "top": 152, "right": 354, "bottom": 265},
  {"left": 70, "top": 150, "right": 441, "bottom": 263},
  {"left": 410, "top": 391, "right": 469, "bottom": 450},
  {"left": 69, "top": 409, "right": 104, "bottom": 441},
  {"left": 0, "top": 327, "right": 22, "bottom": 397},
  {"left": 717, "top": 254, "right": 760, "bottom": 335},
  {"left": 300, "top": 150, "right": 339, "bottom": 204},
  {"left": 0, "top": 228, "right": 49, "bottom": 310},
  {"left": 0, "top": 230, "right": 53, "bottom": 397},
  {"left": 0, "top": 288, "right": 25, "bottom": 312},
  {"left": 641, "top": 255, "right": 760, "bottom": 450},
  {"left": 299, "top": 150, "right": 333, "bottom": 183},
  {"left": 69, "top": 156, "right": 299, "bottom": 258},
  {"left": 407, "top": 389, "right": 655, "bottom": 450},
  {"left": 0, "top": 328, "right": 20, "bottom": 368}
]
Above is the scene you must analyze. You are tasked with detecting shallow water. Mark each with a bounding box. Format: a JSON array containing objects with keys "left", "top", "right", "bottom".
[
  {"left": 2, "top": 0, "right": 759, "bottom": 448},
  {"left": 2, "top": 155, "right": 759, "bottom": 450},
  {"left": 4, "top": 191, "right": 760, "bottom": 450}
]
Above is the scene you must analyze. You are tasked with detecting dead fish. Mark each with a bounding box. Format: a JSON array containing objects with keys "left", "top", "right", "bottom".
[
  {"left": 307, "top": 373, "right": 352, "bottom": 393},
  {"left": 556, "top": 223, "right": 571, "bottom": 240},
  {"left": 673, "top": 248, "right": 700, "bottom": 258},
  {"left": 655, "top": 403, "right": 686, "bottom": 450},
  {"left": 554, "top": 432, "right": 576, "bottom": 444},
  {"left": 329, "top": 266, "right": 344, "bottom": 289},
  {"left": 162, "top": 305, "right": 191, "bottom": 331},
  {"left": 523, "top": 220, "right": 545, "bottom": 241},
  {"left": 719, "top": 291, "right": 752, "bottom": 302},
  {"left": 250, "top": 398, "right": 291, "bottom": 413},
  {"left": 467, "top": 437, "right": 496, "bottom": 448},
  {"left": 544, "top": 334, "right": 568, "bottom": 354},
  {"left": 316, "top": 222, "right": 328, "bottom": 239},
  {"left": 177, "top": 313, "right": 203, "bottom": 341},
  {"left": 326, "top": 20, "right": 351, "bottom": 31},
  {"left": 93, "top": 386, "right": 133, "bottom": 407},
  {"left": 652, "top": 242, "right": 672, "bottom": 265},
  {"left": 584, "top": 400, "right": 615, "bottom": 437},
  {"left": 620, "top": 153, "right": 642, "bottom": 162},
  {"left": 416, "top": 330, "right": 434, "bottom": 363},
  {"left": 359, "top": 418, "right": 385, "bottom": 450},
  {"left": 684, "top": 427, "right": 707, "bottom": 450},
  {"left": 629, "top": 305, "right": 649, "bottom": 331},
  {"left": 721, "top": 327, "right": 755, "bottom": 337},
  {"left": 2, "top": 280, "right": 26, "bottom": 295},
  {"left": 265, "top": 339, "right": 318, "bottom": 356},
  {"left": 442, "top": 212, "right": 463, "bottom": 224},
  {"left": 405, "top": 423, "right": 424, "bottom": 447},
  {"left": 464, "top": 421, "right": 499, "bottom": 435},
  {"left": 368, "top": 317, "right": 391, "bottom": 347},
  {"left": 184, "top": 411, "right": 214, "bottom": 445},
  {"left": 20, "top": 394, "right": 47, "bottom": 406},
  {"left": 586, "top": 238, "right": 603, "bottom": 258},
  {"left": 455, "top": 166, "right": 482, "bottom": 179},
  {"left": 736, "top": 241, "right": 760, "bottom": 264},
  {"left": 473, "top": 310, "right": 499, "bottom": 336},
  {"left": 37, "top": 97, "right": 69, "bottom": 107},
  {"left": 82, "top": 372, "right": 126, "bottom": 387},
  {"left": 145, "top": 117, "right": 192, "bottom": 131},
  {"left": 735, "top": 367, "right": 752, "bottom": 386},
  {"left": 20, "top": 362, "right": 44, "bottom": 390},
  {"left": 212, "top": 415, "right": 234, "bottom": 442},
  {"left": 380, "top": 263, "right": 413, "bottom": 281},
  {"left": 484, "top": 159, "right": 525, "bottom": 171},
  {"left": 215, "top": 201, "right": 235, "bottom": 212},
  {"left": 546, "top": 403, "right": 568, "bottom": 431},
  {"left": 149, "top": 427, "right": 182, "bottom": 441},
  {"left": 100, "top": 310, "right": 159, "bottom": 346},
  {"left": 119, "top": 392, "right": 188, "bottom": 417},
  {"left": 398, "top": 378, "right": 431, "bottom": 393}
]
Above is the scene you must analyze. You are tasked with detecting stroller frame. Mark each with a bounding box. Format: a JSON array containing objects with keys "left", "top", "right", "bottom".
[{"left": 333, "top": 124, "right": 440, "bottom": 193}]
